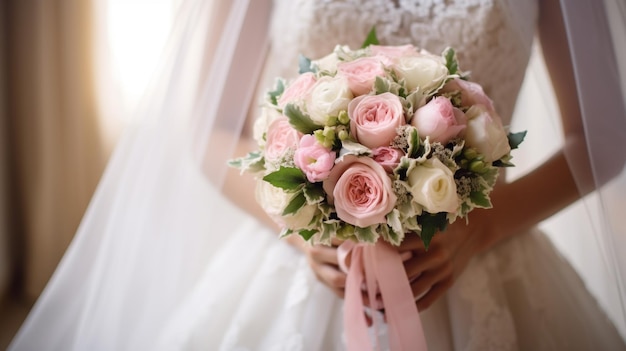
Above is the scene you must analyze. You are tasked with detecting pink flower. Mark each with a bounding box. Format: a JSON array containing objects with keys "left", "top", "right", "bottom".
[
  {"left": 440, "top": 78, "right": 495, "bottom": 112},
  {"left": 323, "top": 155, "right": 397, "bottom": 228},
  {"left": 337, "top": 57, "right": 388, "bottom": 96},
  {"left": 294, "top": 134, "right": 336, "bottom": 183},
  {"left": 278, "top": 72, "right": 317, "bottom": 108},
  {"left": 464, "top": 105, "right": 511, "bottom": 162},
  {"left": 372, "top": 147, "right": 404, "bottom": 173},
  {"left": 349, "top": 92, "right": 406, "bottom": 149},
  {"left": 369, "top": 44, "right": 418, "bottom": 59},
  {"left": 264, "top": 118, "right": 302, "bottom": 163},
  {"left": 411, "top": 97, "right": 466, "bottom": 143}
]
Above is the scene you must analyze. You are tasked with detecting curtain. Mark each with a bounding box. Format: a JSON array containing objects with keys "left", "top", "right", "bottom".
[{"left": 3, "top": 0, "right": 105, "bottom": 300}]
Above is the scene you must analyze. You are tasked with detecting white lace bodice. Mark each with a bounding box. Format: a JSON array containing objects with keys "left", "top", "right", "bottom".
[{"left": 269, "top": 0, "right": 538, "bottom": 123}]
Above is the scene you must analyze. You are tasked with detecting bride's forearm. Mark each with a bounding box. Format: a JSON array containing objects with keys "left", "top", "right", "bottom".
[{"left": 473, "top": 140, "right": 584, "bottom": 254}]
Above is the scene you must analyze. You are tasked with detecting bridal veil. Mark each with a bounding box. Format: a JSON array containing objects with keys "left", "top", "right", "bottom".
[{"left": 8, "top": 0, "right": 626, "bottom": 349}]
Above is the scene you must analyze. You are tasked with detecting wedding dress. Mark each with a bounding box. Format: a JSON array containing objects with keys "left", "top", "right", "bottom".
[{"left": 9, "top": 0, "right": 626, "bottom": 350}]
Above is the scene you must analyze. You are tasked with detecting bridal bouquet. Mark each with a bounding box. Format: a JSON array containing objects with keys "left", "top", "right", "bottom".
[
  {"left": 230, "top": 31, "right": 524, "bottom": 351},
  {"left": 230, "top": 37, "right": 524, "bottom": 250}
]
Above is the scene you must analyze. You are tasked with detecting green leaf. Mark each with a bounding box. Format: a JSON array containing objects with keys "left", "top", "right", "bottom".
[
  {"left": 354, "top": 225, "right": 379, "bottom": 243},
  {"left": 299, "top": 54, "right": 314, "bottom": 74},
  {"left": 263, "top": 167, "right": 306, "bottom": 191},
  {"left": 298, "top": 229, "right": 317, "bottom": 241},
  {"left": 508, "top": 131, "right": 527, "bottom": 150},
  {"left": 303, "top": 183, "right": 325, "bottom": 204},
  {"left": 282, "top": 191, "right": 307, "bottom": 216},
  {"left": 267, "top": 79, "right": 285, "bottom": 106},
  {"left": 361, "top": 26, "right": 379, "bottom": 48},
  {"left": 443, "top": 47, "right": 459, "bottom": 76},
  {"left": 228, "top": 151, "right": 265, "bottom": 173},
  {"left": 407, "top": 126, "right": 421, "bottom": 158},
  {"left": 283, "top": 103, "right": 323, "bottom": 134},
  {"left": 419, "top": 212, "right": 448, "bottom": 250},
  {"left": 279, "top": 228, "right": 293, "bottom": 238},
  {"left": 469, "top": 191, "right": 492, "bottom": 208}
]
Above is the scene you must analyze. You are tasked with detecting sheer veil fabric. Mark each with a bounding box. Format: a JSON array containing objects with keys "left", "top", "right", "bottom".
[{"left": 8, "top": 0, "right": 626, "bottom": 350}]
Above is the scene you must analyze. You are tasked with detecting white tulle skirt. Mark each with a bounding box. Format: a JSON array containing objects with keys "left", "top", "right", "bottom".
[{"left": 152, "top": 196, "right": 625, "bottom": 351}]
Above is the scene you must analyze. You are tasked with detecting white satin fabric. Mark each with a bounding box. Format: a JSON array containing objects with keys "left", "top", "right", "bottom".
[{"left": 9, "top": 0, "right": 626, "bottom": 350}]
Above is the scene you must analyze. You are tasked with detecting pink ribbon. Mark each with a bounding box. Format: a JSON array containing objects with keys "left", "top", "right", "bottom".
[{"left": 338, "top": 240, "right": 428, "bottom": 351}]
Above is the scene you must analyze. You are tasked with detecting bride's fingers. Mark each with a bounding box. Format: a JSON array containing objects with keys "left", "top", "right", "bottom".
[
  {"left": 403, "top": 248, "right": 449, "bottom": 279},
  {"left": 415, "top": 277, "right": 454, "bottom": 311},
  {"left": 409, "top": 263, "right": 452, "bottom": 300},
  {"left": 311, "top": 262, "right": 347, "bottom": 290},
  {"left": 307, "top": 244, "right": 340, "bottom": 266}
]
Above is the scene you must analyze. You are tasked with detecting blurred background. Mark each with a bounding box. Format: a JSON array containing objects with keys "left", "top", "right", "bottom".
[{"left": 0, "top": 0, "right": 177, "bottom": 347}]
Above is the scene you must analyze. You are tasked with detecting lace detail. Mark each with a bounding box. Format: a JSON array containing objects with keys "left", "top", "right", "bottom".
[{"left": 270, "top": 0, "right": 538, "bottom": 122}]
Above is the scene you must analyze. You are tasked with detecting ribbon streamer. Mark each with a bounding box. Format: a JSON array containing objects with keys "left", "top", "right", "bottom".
[{"left": 338, "top": 241, "right": 428, "bottom": 351}]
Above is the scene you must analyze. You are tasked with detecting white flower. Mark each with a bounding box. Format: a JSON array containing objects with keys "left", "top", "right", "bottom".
[
  {"left": 464, "top": 105, "right": 511, "bottom": 162},
  {"left": 394, "top": 54, "right": 448, "bottom": 94},
  {"left": 253, "top": 107, "right": 283, "bottom": 145},
  {"left": 306, "top": 76, "right": 353, "bottom": 125},
  {"left": 256, "top": 181, "right": 317, "bottom": 229},
  {"left": 407, "top": 158, "right": 459, "bottom": 213},
  {"left": 312, "top": 51, "right": 340, "bottom": 74}
]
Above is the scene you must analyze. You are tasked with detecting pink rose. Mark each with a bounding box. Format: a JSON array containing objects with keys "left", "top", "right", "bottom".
[
  {"left": 337, "top": 57, "right": 387, "bottom": 96},
  {"left": 369, "top": 44, "right": 417, "bottom": 59},
  {"left": 294, "top": 134, "right": 336, "bottom": 182},
  {"left": 323, "top": 155, "right": 397, "bottom": 228},
  {"left": 441, "top": 78, "right": 495, "bottom": 112},
  {"left": 349, "top": 92, "right": 406, "bottom": 149},
  {"left": 372, "top": 147, "right": 404, "bottom": 173},
  {"left": 411, "top": 97, "right": 467, "bottom": 143},
  {"left": 264, "top": 118, "right": 302, "bottom": 163},
  {"left": 278, "top": 72, "right": 317, "bottom": 108}
]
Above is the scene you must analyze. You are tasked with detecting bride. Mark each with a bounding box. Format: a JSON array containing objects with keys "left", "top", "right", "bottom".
[{"left": 9, "top": 0, "right": 626, "bottom": 350}]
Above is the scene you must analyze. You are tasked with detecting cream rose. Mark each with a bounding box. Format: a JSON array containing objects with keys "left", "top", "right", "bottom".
[
  {"left": 312, "top": 51, "right": 341, "bottom": 74},
  {"left": 407, "top": 158, "right": 459, "bottom": 214},
  {"left": 306, "top": 76, "right": 353, "bottom": 125},
  {"left": 464, "top": 105, "right": 511, "bottom": 162},
  {"left": 394, "top": 54, "right": 448, "bottom": 93},
  {"left": 253, "top": 107, "right": 283, "bottom": 145},
  {"left": 256, "top": 181, "right": 317, "bottom": 230},
  {"left": 348, "top": 92, "right": 406, "bottom": 149},
  {"left": 323, "top": 155, "right": 397, "bottom": 228}
]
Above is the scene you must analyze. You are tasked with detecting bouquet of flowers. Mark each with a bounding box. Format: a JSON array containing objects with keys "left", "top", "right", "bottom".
[{"left": 230, "top": 35, "right": 524, "bottom": 251}]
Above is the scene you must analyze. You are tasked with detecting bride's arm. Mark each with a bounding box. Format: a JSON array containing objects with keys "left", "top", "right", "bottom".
[{"left": 400, "top": 0, "right": 626, "bottom": 311}]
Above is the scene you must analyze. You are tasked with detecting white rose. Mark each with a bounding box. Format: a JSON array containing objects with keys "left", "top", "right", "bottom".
[
  {"left": 407, "top": 158, "right": 459, "bottom": 214},
  {"left": 312, "top": 52, "right": 340, "bottom": 74},
  {"left": 306, "top": 76, "right": 353, "bottom": 125},
  {"left": 253, "top": 107, "right": 283, "bottom": 145},
  {"left": 394, "top": 54, "right": 448, "bottom": 93},
  {"left": 464, "top": 105, "right": 511, "bottom": 162},
  {"left": 256, "top": 181, "right": 317, "bottom": 229}
]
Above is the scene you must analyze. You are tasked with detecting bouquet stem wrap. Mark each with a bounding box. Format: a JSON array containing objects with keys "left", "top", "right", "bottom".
[{"left": 338, "top": 241, "right": 428, "bottom": 351}]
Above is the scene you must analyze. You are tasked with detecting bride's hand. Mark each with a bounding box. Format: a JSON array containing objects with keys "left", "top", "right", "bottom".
[
  {"left": 400, "top": 210, "right": 492, "bottom": 311},
  {"left": 303, "top": 239, "right": 347, "bottom": 298}
]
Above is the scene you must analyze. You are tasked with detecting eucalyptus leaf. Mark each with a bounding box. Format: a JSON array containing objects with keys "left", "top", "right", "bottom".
[
  {"left": 263, "top": 167, "right": 306, "bottom": 191},
  {"left": 298, "top": 54, "right": 314, "bottom": 74},
  {"left": 443, "top": 47, "right": 459, "bottom": 76},
  {"left": 508, "top": 131, "right": 527, "bottom": 149},
  {"left": 407, "top": 126, "right": 421, "bottom": 158},
  {"left": 283, "top": 104, "right": 323, "bottom": 134}
]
